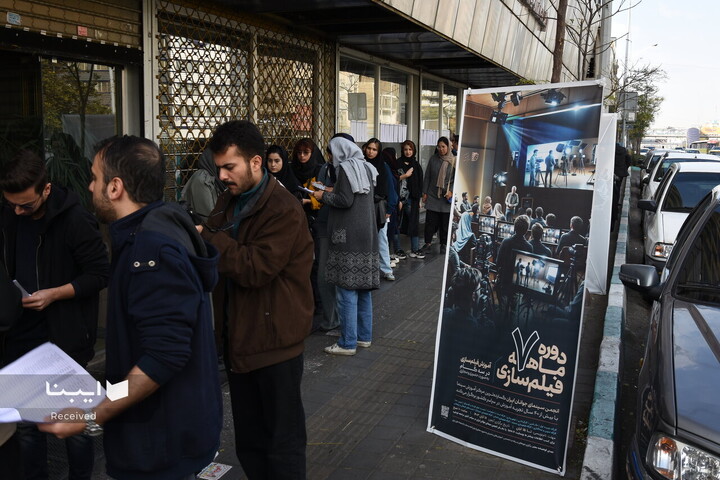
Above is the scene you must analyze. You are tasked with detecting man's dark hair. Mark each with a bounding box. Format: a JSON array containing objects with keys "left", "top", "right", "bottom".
[
  {"left": 545, "top": 213, "right": 556, "bottom": 227},
  {"left": 531, "top": 223, "right": 544, "bottom": 241},
  {"left": 94, "top": 135, "right": 165, "bottom": 204},
  {"left": 208, "top": 120, "right": 265, "bottom": 162},
  {"left": 451, "top": 267, "right": 483, "bottom": 307},
  {"left": 571, "top": 215, "right": 584, "bottom": 232},
  {"left": 514, "top": 215, "right": 530, "bottom": 236},
  {"left": 0, "top": 150, "right": 48, "bottom": 194},
  {"left": 535, "top": 206, "right": 544, "bottom": 218}
]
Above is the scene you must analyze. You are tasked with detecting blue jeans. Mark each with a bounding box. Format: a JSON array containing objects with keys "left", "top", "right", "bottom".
[
  {"left": 336, "top": 287, "right": 372, "bottom": 350},
  {"left": 378, "top": 222, "right": 392, "bottom": 274}
]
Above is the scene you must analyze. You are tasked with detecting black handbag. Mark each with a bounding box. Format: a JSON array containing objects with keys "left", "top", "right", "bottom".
[{"left": 374, "top": 195, "right": 387, "bottom": 231}]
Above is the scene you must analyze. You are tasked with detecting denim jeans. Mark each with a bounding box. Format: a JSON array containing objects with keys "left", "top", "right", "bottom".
[
  {"left": 17, "top": 422, "right": 94, "bottom": 480},
  {"left": 378, "top": 222, "right": 392, "bottom": 275},
  {"left": 336, "top": 287, "right": 372, "bottom": 350}
]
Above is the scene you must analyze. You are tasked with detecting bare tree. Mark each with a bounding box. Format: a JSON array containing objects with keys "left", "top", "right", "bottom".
[
  {"left": 551, "top": 0, "right": 568, "bottom": 82},
  {"left": 550, "top": 0, "right": 641, "bottom": 81}
]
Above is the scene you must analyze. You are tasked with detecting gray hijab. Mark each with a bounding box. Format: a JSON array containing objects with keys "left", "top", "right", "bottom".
[
  {"left": 329, "top": 137, "right": 378, "bottom": 194},
  {"left": 198, "top": 148, "right": 226, "bottom": 195}
]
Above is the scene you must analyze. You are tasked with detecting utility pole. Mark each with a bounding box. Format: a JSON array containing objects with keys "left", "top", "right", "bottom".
[{"left": 621, "top": 7, "right": 631, "bottom": 147}]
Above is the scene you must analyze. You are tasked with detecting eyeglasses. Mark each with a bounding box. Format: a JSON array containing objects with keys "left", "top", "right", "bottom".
[{"left": 4, "top": 195, "right": 43, "bottom": 212}]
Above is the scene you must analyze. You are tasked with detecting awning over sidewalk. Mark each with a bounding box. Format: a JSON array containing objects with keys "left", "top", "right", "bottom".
[{"left": 221, "top": 0, "right": 520, "bottom": 88}]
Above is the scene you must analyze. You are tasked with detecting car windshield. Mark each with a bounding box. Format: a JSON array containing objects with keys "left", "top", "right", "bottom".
[
  {"left": 675, "top": 207, "right": 720, "bottom": 305},
  {"left": 662, "top": 172, "right": 720, "bottom": 212},
  {"left": 653, "top": 158, "right": 716, "bottom": 182},
  {"left": 647, "top": 153, "right": 664, "bottom": 171}
]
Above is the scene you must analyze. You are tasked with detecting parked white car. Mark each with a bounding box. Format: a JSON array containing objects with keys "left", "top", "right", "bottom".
[
  {"left": 641, "top": 149, "right": 668, "bottom": 175},
  {"left": 639, "top": 161, "right": 720, "bottom": 270},
  {"left": 640, "top": 151, "right": 720, "bottom": 202}
]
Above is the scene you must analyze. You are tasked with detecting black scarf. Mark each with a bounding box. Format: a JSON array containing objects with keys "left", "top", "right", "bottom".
[{"left": 291, "top": 146, "right": 323, "bottom": 184}]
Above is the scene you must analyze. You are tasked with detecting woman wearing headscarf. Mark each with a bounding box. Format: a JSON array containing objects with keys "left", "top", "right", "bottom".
[
  {"left": 493, "top": 203, "right": 506, "bottom": 222},
  {"left": 421, "top": 136, "right": 455, "bottom": 254},
  {"left": 290, "top": 137, "right": 324, "bottom": 226},
  {"left": 452, "top": 211, "right": 477, "bottom": 265},
  {"left": 363, "top": 138, "right": 394, "bottom": 281},
  {"left": 313, "top": 135, "right": 379, "bottom": 356},
  {"left": 394, "top": 139, "right": 424, "bottom": 258},
  {"left": 180, "top": 148, "right": 226, "bottom": 222},
  {"left": 264, "top": 145, "right": 303, "bottom": 201}
]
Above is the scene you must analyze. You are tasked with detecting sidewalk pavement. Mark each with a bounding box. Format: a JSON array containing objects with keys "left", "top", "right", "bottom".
[{"left": 49, "top": 227, "right": 615, "bottom": 479}]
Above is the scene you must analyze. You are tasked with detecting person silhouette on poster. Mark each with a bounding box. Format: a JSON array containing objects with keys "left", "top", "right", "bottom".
[
  {"left": 527, "top": 150, "right": 538, "bottom": 187},
  {"left": 544, "top": 150, "right": 556, "bottom": 187}
]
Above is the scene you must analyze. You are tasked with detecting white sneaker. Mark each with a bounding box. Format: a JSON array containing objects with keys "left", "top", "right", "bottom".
[
  {"left": 324, "top": 343, "right": 356, "bottom": 356},
  {"left": 390, "top": 260, "right": 398, "bottom": 268},
  {"left": 357, "top": 341, "right": 372, "bottom": 348}
]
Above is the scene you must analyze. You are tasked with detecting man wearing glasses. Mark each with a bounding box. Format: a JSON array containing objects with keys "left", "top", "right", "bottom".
[{"left": 0, "top": 149, "right": 109, "bottom": 479}]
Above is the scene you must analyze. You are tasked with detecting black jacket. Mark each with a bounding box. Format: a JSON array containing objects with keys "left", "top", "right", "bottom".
[
  {"left": 0, "top": 185, "right": 109, "bottom": 365},
  {"left": 0, "top": 257, "right": 21, "bottom": 332}
]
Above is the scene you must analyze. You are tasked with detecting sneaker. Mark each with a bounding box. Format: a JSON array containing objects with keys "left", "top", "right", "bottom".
[
  {"left": 390, "top": 260, "right": 398, "bottom": 268},
  {"left": 409, "top": 250, "right": 426, "bottom": 259},
  {"left": 390, "top": 254, "right": 398, "bottom": 262},
  {"left": 357, "top": 341, "right": 372, "bottom": 348},
  {"left": 395, "top": 250, "right": 407, "bottom": 260},
  {"left": 420, "top": 243, "right": 433, "bottom": 254},
  {"left": 324, "top": 343, "right": 356, "bottom": 356},
  {"left": 382, "top": 272, "right": 396, "bottom": 281}
]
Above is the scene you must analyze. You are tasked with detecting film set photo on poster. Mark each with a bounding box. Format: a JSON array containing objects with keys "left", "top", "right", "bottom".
[{"left": 429, "top": 81, "right": 604, "bottom": 475}]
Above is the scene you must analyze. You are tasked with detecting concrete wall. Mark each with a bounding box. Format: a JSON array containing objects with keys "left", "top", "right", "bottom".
[{"left": 378, "top": 0, "right": 591, "bottom": 83}]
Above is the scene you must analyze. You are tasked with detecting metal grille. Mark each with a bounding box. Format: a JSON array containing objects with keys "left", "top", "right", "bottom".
[{"left": 155, "top": 1, "right": 336, "bottom": 200}]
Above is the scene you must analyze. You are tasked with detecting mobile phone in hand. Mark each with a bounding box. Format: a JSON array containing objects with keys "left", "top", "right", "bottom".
[
  {"left": 12, "top": 280, "right": 31, "bottom": 298},
  {"left": 311, "top": 182, "right": 326, "bottom": 191}
]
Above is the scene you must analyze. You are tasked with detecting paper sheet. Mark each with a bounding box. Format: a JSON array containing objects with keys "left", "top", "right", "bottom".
[{"left": 0, "top": 343, "right": 105, "bottom": 423}]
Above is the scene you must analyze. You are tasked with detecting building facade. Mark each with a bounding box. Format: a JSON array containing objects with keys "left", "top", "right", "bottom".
[{"left": 0, "top": 0, "right": 610, "bottom": 199}]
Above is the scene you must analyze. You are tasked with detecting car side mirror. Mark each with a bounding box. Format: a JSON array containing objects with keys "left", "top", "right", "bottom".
[
  {"left": 619, "top": 264, "right": 661, "bottom": 299},
  {"left": 637, "top": 199, "right": 658, "bottom": 212},
  {"left": 641, "top": 174, "right": 650, "bottom": 185}
]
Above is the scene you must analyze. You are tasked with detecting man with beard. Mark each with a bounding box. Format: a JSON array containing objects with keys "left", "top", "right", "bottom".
[
  {"left": 40, "top": 136, "right": 222, "bottom": 480},
  {"left": 0, "top": 149, "right": 108, "bottom": 479},
  {"left": 199, "top": 120, "right": 314, "bottom": 479}
]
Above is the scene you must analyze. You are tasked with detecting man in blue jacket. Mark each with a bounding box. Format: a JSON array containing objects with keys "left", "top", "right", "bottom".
[
  {"left": 41, "top": 136, "right": 222, "bottom": 480},
  {"left": 1, "top": 149, "right": 109, "bottom": 479}
]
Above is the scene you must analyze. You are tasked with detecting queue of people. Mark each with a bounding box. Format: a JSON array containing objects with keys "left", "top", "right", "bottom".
[{"left": 0, "top": 125, "right": 460, "bottom": 479}]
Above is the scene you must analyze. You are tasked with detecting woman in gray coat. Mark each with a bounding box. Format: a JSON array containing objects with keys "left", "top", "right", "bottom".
[{"left": 313, "top": 136, "right": 379, "bottom": 356}]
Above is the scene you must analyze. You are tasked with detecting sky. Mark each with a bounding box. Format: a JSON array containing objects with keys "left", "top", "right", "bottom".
[{"left": 611, "top": 0, "right": 720, "bottom": 129}]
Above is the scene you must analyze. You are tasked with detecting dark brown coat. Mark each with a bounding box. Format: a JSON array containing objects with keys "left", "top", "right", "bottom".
[{"left": 201, "top": 175, "right": 313, "bottom": 373}]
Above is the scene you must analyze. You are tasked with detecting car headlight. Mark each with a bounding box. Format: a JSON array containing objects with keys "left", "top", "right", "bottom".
[
  {"left": 647, "top": 434, "right": 720, "bottom": 479},
  {"left": 652, "top": 243, "right": 673, "bottom": 259}
]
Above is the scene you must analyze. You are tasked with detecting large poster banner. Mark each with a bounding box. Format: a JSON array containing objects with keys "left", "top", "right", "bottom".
[{"left": 428, "top": 81, "right": 605, "bottom": 475}]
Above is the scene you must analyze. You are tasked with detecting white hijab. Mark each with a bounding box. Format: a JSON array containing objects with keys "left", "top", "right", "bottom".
[{"left": 329, "top": 137, "right": 377, "bottom": 194}]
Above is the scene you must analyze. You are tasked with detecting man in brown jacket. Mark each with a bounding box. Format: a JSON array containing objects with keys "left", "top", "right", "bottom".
[{"left": 199, "top": 120, "right": 314, "bottom": 479}]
